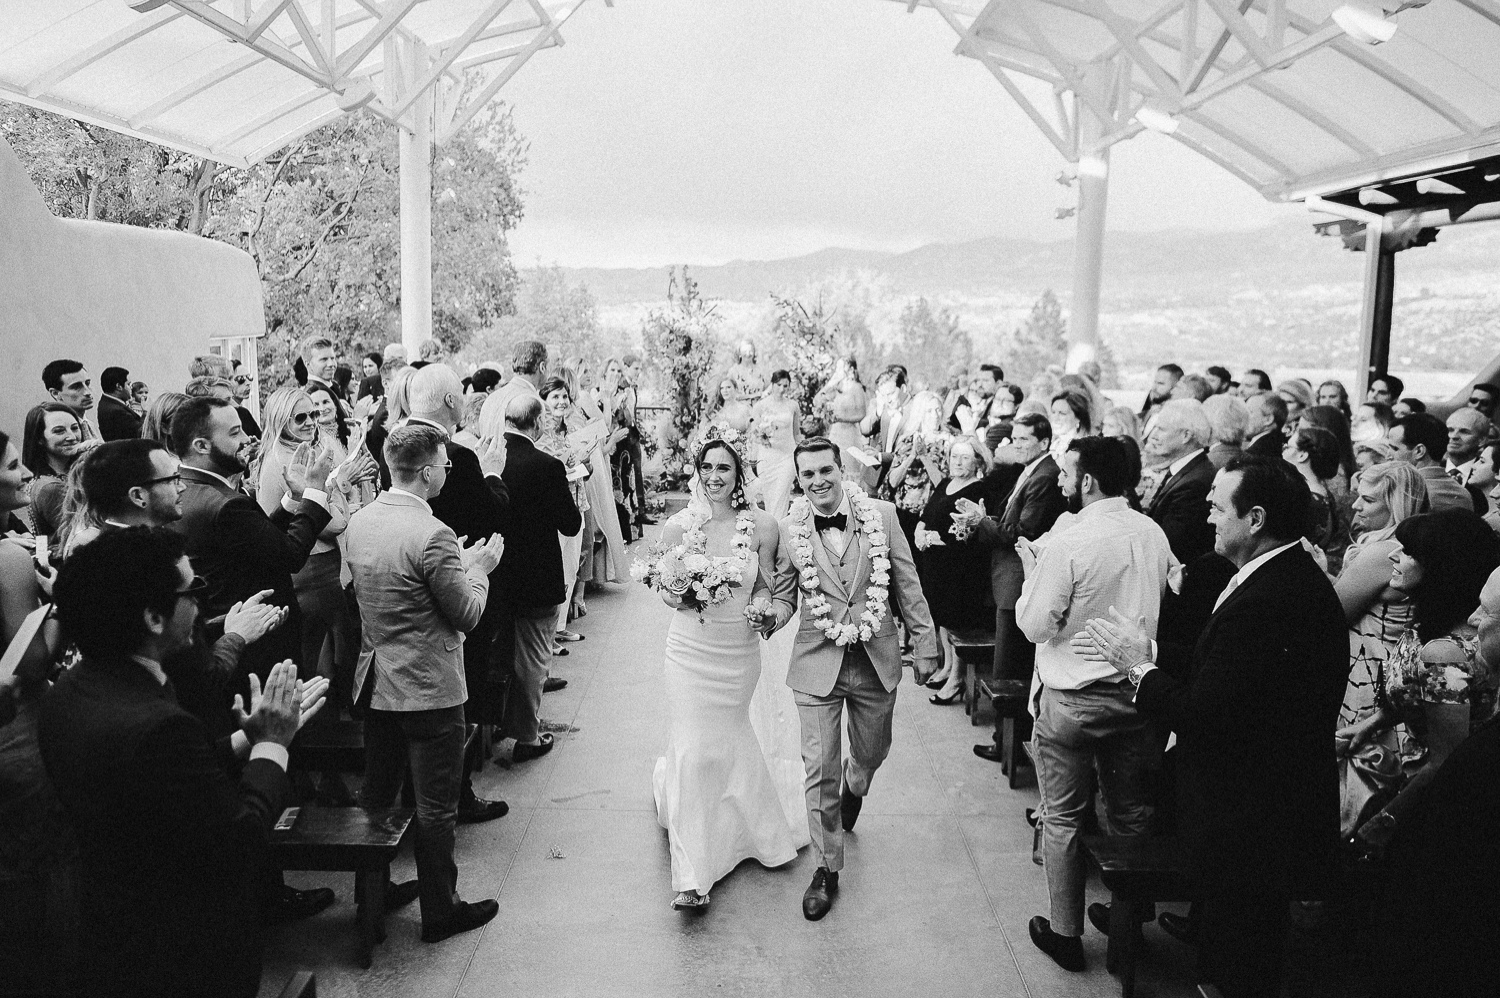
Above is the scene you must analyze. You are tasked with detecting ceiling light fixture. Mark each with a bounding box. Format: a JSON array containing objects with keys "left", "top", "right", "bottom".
[
  {"left": 1358, "top": 188, "right": 1399, "bottom": 205},
  {"left": 1133, "top": 105, "right": 1179, "bottom": 135},
  {"left": 1332, "top": 4, "right": 1398, "bottom": 44},
  {"left": 1416, "top": 177, "right": 1465, "bottom": 195},
  {"left": 1077, "top": 156, "right": 1109, "bottom": 179}
]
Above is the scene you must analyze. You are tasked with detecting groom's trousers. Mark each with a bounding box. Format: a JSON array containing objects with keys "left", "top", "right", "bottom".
[{"left": 794, "top": 644, "right": 897, "bottom": 872}]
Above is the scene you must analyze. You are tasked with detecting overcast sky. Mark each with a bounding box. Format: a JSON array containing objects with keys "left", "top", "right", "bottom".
[{"left": 499, "top": 0, "right": 1305, "bottom": 269}]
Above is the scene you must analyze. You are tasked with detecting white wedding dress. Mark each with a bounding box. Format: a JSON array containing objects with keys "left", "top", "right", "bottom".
[{"left": 652, "top": 528, "right": 808, "bottom": 895}]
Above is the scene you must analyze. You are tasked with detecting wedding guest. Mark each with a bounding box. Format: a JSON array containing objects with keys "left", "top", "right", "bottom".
[
  {"left": 601, "top": 354, "right": 652, "bottom": 531},
  {"left": 493, "top": 395, "right": 582, "bottom": 762},
  {"left": 1171, "top": 373, "right": 1214, "bottom": 403},
  {"left": 1143, "top": 400, "right": 1217, "bottom": 564},
  {"left": 1238, "top": 368, "right": 1272, "bottom": 397},
  {"left": 1204, "top": 366, "right": 1233, "bottom": 395},
  {"left": 1276, "top": 379, "right": 1315, "bottom": 434},
  {"left": 1392, "top": 397, "right": 1423, "bottom": 419},
  {"left": 185, "top": 376, "right": 235, "bottom": 400},
  {"left": 882, "top": 391, "right": 947, "bottom": 554},
  {"left": 142, "top": 392, "right": 190, "bottom": 451},
  {"left": 1333, "top": 462, "right": 1428, "bottom": 837},
  {"left": 1467, "top": 382, "right": 1499, "bottom": 421},
  {"left": 1047, "top": 387, "right": 1091, "bottom": 462},
  {"left": 1101, "top": 404, "right": 1143, "bottom": 447},
  {"left": 0, "top": 431, "right": 40, "bottom": 644},
  {"left": 1354, "top": 439, "right": 1397, "bottom": 474},
  {"left": 38, "top": 529, "right": 315, "bottom": 998},
  {"left": 860, "top": 365, "right": 911, "bottom": 489},
  {"left": 41, "top": 359, "right": 98, "bottom": 440},
  {"left": 1139, "top": 364, "right": 1181, "bottom": 422},
  {"left": 567, "top": 360, "right": 629, "bottom": 588},
  {"left": 1202, "top": 394, "right": 1248, "bottom": 469},
  {"left": 914, "top": 437, "right": 994, "bottom": 704},
  {"left": 813, "top": 356, "right": 868, "bottom": 470},
  {"left": 230, "top": 361, "right": 262, "bottom": 438},
  {"left": 300, "top": 335, "right": 344, "bottom": 402},
  {"left": 1080, "top": 457, "right": 1347, "bottom": 998},
  {"left": 357, "top": 352, "right": 385, "bottom": 401},
  {"left": 130, "top": 381, "right": 149, "bottom": 413},
  {"left": 754, "top": 370, "right": 803, "bottom": 521},
  {"left": 725, "top": 339, "right": 767, "bottom": 399},
  {"left": 347, "top": 424, "right": 505, "bottom": 943},
  {"left": 699, "top": 378, "right": 753, "bottom": 440},
  {"left": 950, "top": 363, "right": 1006, "bottom": 447},
  {"left": 188, "top": 355, "right": 231, "bottom": 379},
  {"left": 1352, "top": 400, "right": 1394, "bottom": 443},
  {"left": 1019, "top": 437, "right": 1173, "bottom": 971},
  {"left": 1242, "top": 392, "right": 1288, "bottom": 458},
  {"left": 98, "top": 366, "right": 143, "bottom": 441},
  {"left": 64, "top": 438, "right": 184, "bottom": 555},
  {"left": 1388, "top": 413, "right": 1471, "bottom": 512},
  {"left": 22, "top": 402, "right": 86, "bottom": 543},
  {"left": 1444, "top": 407, "right": 1491, "bottom": 486},
  {"left": 1367, "top": 374, "right": 1404, "bottom": 406},
  {"left": 1317, "top": 379, "right": 1352, "bottom": 417},
  {"left": 1283, "top": 426, "right": 1352, "bottom": 574},
  {"left": 537, "top": 376, "right": 591, "bottom": 645},
  {"left": 955, "top": 413, "right": 1066, "bottom": 763}
]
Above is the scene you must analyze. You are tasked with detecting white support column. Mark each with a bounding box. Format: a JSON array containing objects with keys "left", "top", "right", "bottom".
[
  {"left": 1066, "top": 100, "right": 1111, "bottom": 372},
  {"left": 399, "top": 75, "right": 434, "bottom": 357}
]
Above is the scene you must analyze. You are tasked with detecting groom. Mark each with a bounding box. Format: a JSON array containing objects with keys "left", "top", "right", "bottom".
[{"left": 757, "top": 437, "right": 938, "bottom": 921}]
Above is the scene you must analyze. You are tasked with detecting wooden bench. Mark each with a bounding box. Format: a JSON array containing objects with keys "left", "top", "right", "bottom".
[
  {"left": 947, "top": 628, "right": 996, "bottom": 723},
  {"left": 269, "top": 806, "right": 414, "bottom": 968},
  {"left": 1079, "top": 835, "right": 1194, "bottom": 998},
  {"left": 978, "top": 678, "right": 1030, "bottom": 788}
]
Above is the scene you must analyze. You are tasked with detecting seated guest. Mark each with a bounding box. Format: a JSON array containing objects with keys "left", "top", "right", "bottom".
[
  {"left": 1204, "top": 365, "right": 1233, "bottom": 395},
  {"left": 1079, "top": 458, "right": 1347, "bottom": 998},
  {"left": 97, "top": 366, "right": 144, "bottom": 441},
  {"left": 21, "top": 402, "right": 87, "bottom": 544},
  {"left": 914, "top": 437, "right": 994, "bottom": 704},
  {"left": 1138, "top": 363, "right": 1181, "bottom": 423},
  {"left": 38, "top": 528, "right": 322, "bottom": 998},
  {"left": 1237, "top": 368, "right": 1272, "bottom": 397},
  {"left": 346, "top": 424, "right": 506, "bottom": 942},
  {"left": 1242, "top": 392, "right": 1288, "bottom": 459},
  {"left": 1143, "top": 400, "right": 1217, "bottom": 564},
  {"left": 1388, "top": 413, "right": 1472, "bottom": 512},
  {"left": 1018, "top": 437, "right": 1173, "bottom": 971},
  {"left": 1202, "top": 394, "right": 1248, "bottom": 469}
]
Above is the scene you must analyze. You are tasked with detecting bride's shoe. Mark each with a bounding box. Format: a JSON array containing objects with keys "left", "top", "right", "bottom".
[{"left": 671, "top": 891, "right": 710, "bottom": 911}]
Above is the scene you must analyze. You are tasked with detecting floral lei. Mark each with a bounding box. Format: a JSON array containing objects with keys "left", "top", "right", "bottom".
[
  {"left": 679, "top": 499, "right": 757, "bottom": 564},
  {"left": 788, "top": 484, "right": 892, "bottom": 646}
]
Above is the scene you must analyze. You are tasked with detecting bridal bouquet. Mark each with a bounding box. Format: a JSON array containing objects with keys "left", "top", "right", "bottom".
[{"left": 631, "top": 543, "right": 745, "bottom": 621}]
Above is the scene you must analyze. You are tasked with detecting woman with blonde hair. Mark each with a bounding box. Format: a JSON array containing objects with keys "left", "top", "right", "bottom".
[
  {"left": 1276, "top": 379, "right": 1316, "bottom": 434},
  {"left": 1333, "top": 462, "right": 1428, "bottom": 836}
]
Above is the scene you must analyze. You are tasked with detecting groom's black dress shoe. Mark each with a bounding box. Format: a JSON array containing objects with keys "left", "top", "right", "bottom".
[
  {"left": 802, "top": 868, "right": 838, "bottom": 921},
  {"left": 840, "top": 786, "right": 863, "bottom": 832},
  {"left": 1029, "top": 916, "right": 1085, "bottom": 971}
]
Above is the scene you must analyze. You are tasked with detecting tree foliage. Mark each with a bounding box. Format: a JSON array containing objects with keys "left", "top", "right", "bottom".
[
  {"left": 1003, "top": 289, "right": 1069, "bottom": 385},
  {"left": 768, "top": 294, "right": 866, "bottom": 416},
  {"left": 1, "top": 100, "right": 526, "bottom": 389},
  {"left": 458, "top": 264, "right": 602, "bottom": 370},
  {"left": 641, "top": 268, "right": 720, "bottom": 486},
  {"left": 881, "top": 297, "right": 973, "bottom": 390}
]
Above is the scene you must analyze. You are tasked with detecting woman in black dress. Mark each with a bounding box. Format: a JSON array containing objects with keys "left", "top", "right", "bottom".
[{"left": 915, "top": 436, "right": 995, "bottom": 704}]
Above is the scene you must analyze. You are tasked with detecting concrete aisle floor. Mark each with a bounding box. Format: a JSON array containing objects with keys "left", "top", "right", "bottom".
[{"left": 260, "top": 541, "right": 1199, "bottom": 998}]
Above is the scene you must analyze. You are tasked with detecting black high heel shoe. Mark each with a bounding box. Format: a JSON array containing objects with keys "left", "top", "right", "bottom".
[
  {"left": 929, "top": 690, "right": 962, "bottom": 705},
  {"left": 924, "top": 673, "right": 952, "bottom": 690}
]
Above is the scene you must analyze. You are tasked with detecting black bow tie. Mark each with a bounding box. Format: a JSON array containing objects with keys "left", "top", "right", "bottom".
[{"left": 814, "top": 513, "right": 848, "bottom": 532}]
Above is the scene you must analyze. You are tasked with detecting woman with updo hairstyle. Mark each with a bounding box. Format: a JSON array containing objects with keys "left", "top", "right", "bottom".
[{"left": 1284, "top": 425, "right": 1352, "bottom": 573}]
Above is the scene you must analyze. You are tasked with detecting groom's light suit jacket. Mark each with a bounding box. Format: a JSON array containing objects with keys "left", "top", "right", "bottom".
[{"left": 770, "top": 494, "right": 939, "bottom": 697}]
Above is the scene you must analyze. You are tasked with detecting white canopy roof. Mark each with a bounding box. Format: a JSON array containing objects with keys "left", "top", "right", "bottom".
[
  {"left": 0, "top": 0, "right": 586, "bottom": 167},
  {"left": 1, "top": 0, "right": 1496, "bottom": 198},
  {"left": 908, "top": 0, "right": 1500, "bottom": 201}
]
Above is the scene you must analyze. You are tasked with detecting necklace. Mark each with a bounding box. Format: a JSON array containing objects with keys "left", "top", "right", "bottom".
[{"left": 787, "top": 485, "right": 892, "bottom": 646}]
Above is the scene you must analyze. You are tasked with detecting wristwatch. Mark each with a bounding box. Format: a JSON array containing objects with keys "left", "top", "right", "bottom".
[{"left": 1125, "top": 662, "right": 1155, "bottom": 687}]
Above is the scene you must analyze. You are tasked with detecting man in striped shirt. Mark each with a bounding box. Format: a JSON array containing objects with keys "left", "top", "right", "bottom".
[{"left": 1016, "top": 436, "right": 1175, "bottom": 972}]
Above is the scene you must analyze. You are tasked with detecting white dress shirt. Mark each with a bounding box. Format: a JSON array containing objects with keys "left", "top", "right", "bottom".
[
  {"left": 1016, "top": 497, "right": 1174, "bottom": 690},
  {"left": 386, "top": 486, "right": 433, "bottom": 515},
  {"left": 1212, "top": 540, "right": 1299, "bottom": 612},
  {"left": 1167, "top": 448, "right": 1206, "bottom": 479},
  {"left": 816, "top": 492, "right": 853, "bottom": 553}
]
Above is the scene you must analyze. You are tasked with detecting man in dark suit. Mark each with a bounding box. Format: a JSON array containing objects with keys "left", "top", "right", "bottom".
[
  {"left": 300, "top": 334, "right": 345, "bottom": 403},
  {"left": 1078, "top": 457, "right": 1346, "bottom": 998},
  {"left": 97, "top": 366, "right": 144, "bottom": 441},
  {"left": 39, "top": 528, "right": 321, "bottom": 998},
  {"left": 494, "top": 394, "right": 582, "bottom": 762},
  {"left": 404, "top": 363, "right": 512, "bottom": 822},
  {"left": 1144, "top": 399, "right": 1219, "bottom": 564},
  {"left": 169, "top": 396, "right": 333, "bottom": 679},
  {"left": 1242, "top": 391, "right": 1288, "bottom": 458},
  {"left": 953, "top": 412, "right": 1066, "bottom": 763}
]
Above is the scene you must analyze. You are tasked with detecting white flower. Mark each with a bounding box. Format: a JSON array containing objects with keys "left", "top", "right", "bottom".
[{"left": 629, "top": 561, "right": 650, "bottom": 583}]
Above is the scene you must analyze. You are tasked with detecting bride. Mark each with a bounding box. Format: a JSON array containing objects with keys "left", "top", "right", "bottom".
[{"left": 652, "top": 439, "right": 808, "bottom": 910}]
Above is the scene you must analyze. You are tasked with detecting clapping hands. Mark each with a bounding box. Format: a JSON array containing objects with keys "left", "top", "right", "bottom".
[
  {"left": 951, "top": 497, "right": 986, "bottom": 538},
  {"left": 476, "top": 434, "right": 508, "bottom": 479},
  {"left": 232, "top": 661, "right": 328, "bottom": 747},
  {"left": 1068, "top": 606, "right": 1152, "bottom": 678},
  {"left": 283, "top": 441, "right": 336, "bottom": 501},
  {"left": 223, "top": 590, "right": 289, "bottom": 644},
  {"left": 460, "top": 532, "right": 505, "bottom": 576}
]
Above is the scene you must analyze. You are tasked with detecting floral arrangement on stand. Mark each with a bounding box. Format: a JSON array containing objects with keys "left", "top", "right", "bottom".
[
  {"left": 786, "top": 485, "right": 891, "bottom": 645},
  {"left": 631, "top": 503, "right": 754, "bottom": 622},
  {"left": 640, "top": 267, "right": 720, "bottom": 492}
]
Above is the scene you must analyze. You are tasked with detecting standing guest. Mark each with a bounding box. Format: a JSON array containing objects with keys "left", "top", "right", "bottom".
[
  {"left": 403, "top": 365, "right": 512, "bottom": 823},
  {"left": 1047, "top": 387, "right": 1092, "bottom": 462},
  {"left": 98, "top": 366, "right": 143, "bottom": 441},
  {"left": 1142, "top": 400, "right": 1218, "bottom": 564},
  {"left": 814, "top": 355, "right": 868, "bottom": 469},
  {"left": 1388, "top": 413, "right": 1472, "bottom": 512},
  {"left": 754, "top": 370, "right": 804, "bottom": 520},
  {"left": 1171, "top": 373, "right": 1215, "bottom": 403},
  {"left": 357, "top": 352, "right": 385, "bottom": 401},
  {"left": 882, "top": 391, "right": 947, "bottom": 555},
  {"left": 1284, "top": 426, "right": 1352, "bottom": 575},
  {"left": 185, "top": 376, "right": 235, "bottom": 400},
  {"left": 468, "top": 368, "right": 501, "bottom": 396},
  {"left": 172, "top": 396, "right": 334, "bottom": 680},
  {"left": 38, "top": 528, "right": 320, "bottom": 998},
  {"left": 41, "top": 359, "right": 99, "bottom": 440},
  {"left": 1355, "top": 440, "right": 1397, "bottom": 474},
  {"left": 597, "top": 354, "right": 652, "bottom": 532},
  {"left": 1204, "top": 366, "right": 1233, "bottom": 395},
  {"left": 1018, "top": 437, "right": 1173, "bottom": 971},
  {"left": 1392, "top": 397, "right": 1423, "bottom": 419},
  {"left": 915, "top": 437, "right": 994, "bottom": 705},
  {"left": 698, "top": 378, "right": 754, "bottom": 440},
  {"left": 950, "top": 362, "right": 1005, "bottom": 445},
  {"left": 1352, "top": 400, "right": 1394, "bottom": 443},
  {"left": 1367, "top": 374, "right": 1404, "bottom": 406},
  {"left": 1242, "top": 392, "right": 1288, "bottom": 458},
  {"left": 1275, "top": 380, "right": 1315, "bottom": 435},
  {"left": 537, "top": 377, "right": 590, "bottom": 646},
  {"left": 1079, "top": 457, "right": 1347, "bottom": 998},
  {"left": 860, "top": 365, "right": 911, "bottom": 490},
  {"left": 1139, "top": 364, "right": 1182, "bottom": 422},
  {"left": 188, "top": 355, "right": 231, "bottom": 379},
  {"left": 492, "top": 395, "right": 582, "bottom": 762},
  {"left": 413, "top": 338, "right": 445, "bottom": 368},
  {"left": 1444, "top": 407, "right": 1491, "bottom": 486},
  {"left": 566, "top": 360, "right": 628, "bottom": 587},
  {"left": 1101, "top": 405, "right": 1143, "bottom": 447},
  {"left": 300, "top": 336, "right": 344, "bottom": 403},
  {"left": 65, "top": 438, "right": 185, "bottom": 554},
  {"left": 141, "top": 392, "right": 190, "bottom": 451},
  {"left": 21, "top": 402, "right": 86, "bottom": 544},
  {"left": 229, "top": 361, "right": 261, "bottom": 438},
  {"left": 1301, "top": 404, "right": 1359, "bottom": 483},
  {"left": 1317, "top": 379, "right": 1352, "bottom": 417},
  {"left": 953, "top": 413, "right": 1067, "bottom": 763},
  {"left": 1334, "top": 462, "right": 1428, "bottom": 837},
  {"left": 1467, "top": 382, "right": 1499, "bottom": 421},
  {"left": 1238, "top": 368, "right": 1272, "bottom": 398},
  {"left": 0, "top": 431, "right": 40, "bottom": 640},
  {"left": 480, "top": 340, "right": 546, "bottom": 438},
  {"left": 1202, "top": 394, "right": 1248, "bottom": 469},
  {"left": 346, "top": 425, "right": 505, "bottom": 943}
]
